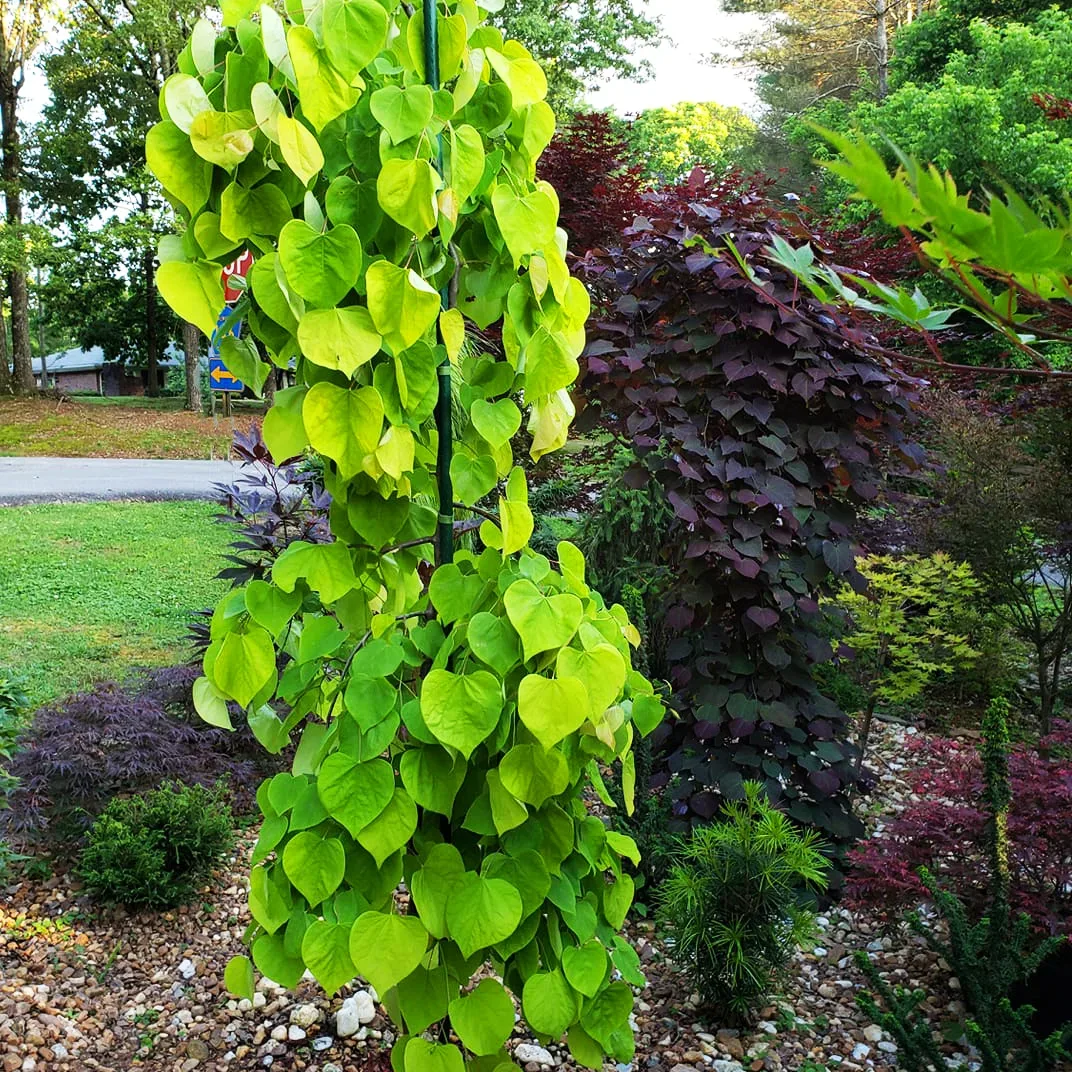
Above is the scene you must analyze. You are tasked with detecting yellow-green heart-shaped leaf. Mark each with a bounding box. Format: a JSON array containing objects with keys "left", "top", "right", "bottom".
[
  {"left": 420, "top": 669, "right": 502, "bottom": 758},
  {"left": 518, "top": 674, "right": 589, "bottom": 750},
  {"left": 503, "top": 579, "right": 583, "bottom": 661},
  {"left": 288, "top": 25, "right": 361, "bottom": 132},
  {"left": 377, "top": 158, "right": 439, "bottom": 238},
  {"left": 302, "top": 382, "right": 384, "bottom": 478},
  {"left": 365, "top": 261, "right": 440, "bottom": 351},
  {"left": 156, "top": 260, "right": 225, "bottom": 337},
  {"left": 322, "top": 0, "right": 389, "bottom": 80},
  {"left": 279, "top": 219, "right": 363, "bottom": 308},
  {"left": 298, "top": 307, "right": 381, "bottom": 376},
  {"left": 556, "top": 643, "right": 627, "bottom": 718},
  {"left": 348, "top": 910, "right": 428, "bottom": 996},
  {"left": 370, "top": 83, "right": 434, "bottom": 144},
  {"left": 448, "top": 979, "right": 515, "bottom": 1056}
]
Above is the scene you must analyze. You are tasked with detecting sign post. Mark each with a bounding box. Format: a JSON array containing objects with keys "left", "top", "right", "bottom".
[{"left": 210, "top": 251, "right": 253, "bottom": 416}]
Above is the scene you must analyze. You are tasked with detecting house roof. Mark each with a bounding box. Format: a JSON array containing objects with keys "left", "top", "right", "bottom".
[{"left": 32, "top": 344, "right": 186, "bottom": 375}]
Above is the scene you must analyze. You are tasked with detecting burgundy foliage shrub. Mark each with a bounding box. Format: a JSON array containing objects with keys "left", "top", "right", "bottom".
[
  {"left": 213, "top": 424, "right": 332, "bottom": 587},
  {"left": 5, "top": 665, "right": 270, "bottom": 843},
  {"left": 536, "top": 111, "right": 645, "bottom": 255},
  {"left": 847, "top": 722, "right": 1072, "bottom": 934},
  {"left": 579, "top": 168, "right": 920, "bottom": 847}
]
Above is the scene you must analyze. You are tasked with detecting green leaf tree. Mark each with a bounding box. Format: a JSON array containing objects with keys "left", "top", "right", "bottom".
[
  {"left": 150, "top": 2, "right": 660, "bottom": 1067},
  {"left": 33, "top": 0, "right": 204, "bottom": 403},
  {"left": 622, "top": 101, "right": 757, "bottom": 184},
  {"left": 0, "top": 0, "right": 55, "bottom": 394},
  {"left": 492, "top": 0, "right": 661, "bottom": 111},
  {"left": 827, "top": 552, "right": 980, "bottom": 770}
]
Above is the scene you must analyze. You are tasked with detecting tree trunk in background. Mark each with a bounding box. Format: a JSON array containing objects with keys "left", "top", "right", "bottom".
[
  {"left": 0, "top": 298, "right": 10, "bottom": 395},
  {"left": 875, "top": 0, "right": 889, "bottom": 99},
  {"left": 263, "top": 367, "right": 277, "bottom": 409},
  {"left": 142, "top": 231, "right": 159, "bottom": 396},
  {"left": 182, "top": 319, "right": 201, "bottom": 412},
  {"left": 1, "top": 79, "right": 32, "bottom": 394}
]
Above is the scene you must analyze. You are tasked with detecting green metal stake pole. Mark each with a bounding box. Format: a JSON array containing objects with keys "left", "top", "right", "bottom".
[{"left": 424, "top": 0, "right": 454, "bottom": 566}]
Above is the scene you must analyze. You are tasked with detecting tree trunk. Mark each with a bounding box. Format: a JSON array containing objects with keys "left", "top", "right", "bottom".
[
  {"left": 0, "top": 79, "right": 32, "bottom": 395},
  {"left": 0, "top": 295, "right": 10, "bottom": 395},
  {"left": 143, "top": 244, "right": 159, "bottom": 397},
  {"left": 875, "top": 0, "right": 890, "bottom": 99},
  {"left": 854, "top": 696, "right": 878, "bottom": 776},
  {"left": 1037, "top": 645, "right": 1053, "bottom": 736},
  {"left": 263, "top": 366, "right": 277, "bottom": 409},
  {"left": 182, "top": 319, "right": 201, "bottom": 412}
]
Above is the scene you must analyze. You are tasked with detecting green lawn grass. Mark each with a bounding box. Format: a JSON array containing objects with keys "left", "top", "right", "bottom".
[{"left": 0, "top": 501, "right": 231, "bottom": 706}]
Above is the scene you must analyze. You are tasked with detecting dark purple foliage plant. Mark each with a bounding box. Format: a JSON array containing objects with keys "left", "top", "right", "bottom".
[
  {"left": 580, "top": 169, "right": 921, "bottom": 848},
  {"left": 5, "top": 665, "right": 267, "bottom": 844}
]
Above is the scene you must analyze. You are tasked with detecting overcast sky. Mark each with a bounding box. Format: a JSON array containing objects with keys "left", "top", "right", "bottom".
[
  {"left": 22, "top": 0, "right": 764, "bottom": 122},
  {"left": 588, "top": 0, "right": 765, "bottom": 115}
]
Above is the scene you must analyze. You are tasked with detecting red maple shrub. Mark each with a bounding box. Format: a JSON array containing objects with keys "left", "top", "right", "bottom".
[
  {"left": 536, "top": 111, "right": 645, "bottom": 255},
  {"left": 847, "top": 721, "right": 1072, "bottom": 934}
]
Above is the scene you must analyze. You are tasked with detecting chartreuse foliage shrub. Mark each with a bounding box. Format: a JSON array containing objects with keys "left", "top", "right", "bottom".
[
  {"left": 147, "top": 2, "right": 661, "bottom": 1069},
  {"left": 658, "top": 782, "right": 829, "bottom": 1020},
  {"left": 828, "top": 553, "right": 979, "bottom": 767},
  {"left": 79, "top": 782, "right": 235, "bottom": 908}
]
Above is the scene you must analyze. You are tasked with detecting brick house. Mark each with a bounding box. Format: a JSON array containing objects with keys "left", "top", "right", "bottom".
[{"left": 31, "top": 346, "right": 184, "bottom": 396}]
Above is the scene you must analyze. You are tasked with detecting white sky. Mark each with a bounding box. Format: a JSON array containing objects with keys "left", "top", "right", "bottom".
[
  {"left": 21, "top": 0, "right": 762, "bottom": 122},
  {"left": 588, "top": 0, "right": 765, "bottom": 116}
]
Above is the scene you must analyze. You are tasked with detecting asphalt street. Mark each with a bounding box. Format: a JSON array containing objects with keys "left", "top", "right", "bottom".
[{"left": 0, "top": 457, "right": 238, "bottom": 504}]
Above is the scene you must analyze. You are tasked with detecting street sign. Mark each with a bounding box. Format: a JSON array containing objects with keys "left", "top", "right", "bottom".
[
  {"left": 208, "top": 251, "right": 253, "bottom": 399},
  {"left": 209, "top": 357, "right": 243, "bottom": 392}
]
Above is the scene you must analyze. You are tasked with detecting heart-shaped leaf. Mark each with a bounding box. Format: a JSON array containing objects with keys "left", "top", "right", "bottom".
[
  {"left": 282, "top": 831, "right": 345, "bottom": 906},
  {"left": 556, "top": 643, "right": 627, "bottom": 719},
  {"left": 467, "top": 611, "right": 522, "bottom": 675},
  {"left": 420, "top": 669, "right": 502, "bottom": 758},
  {"left": 504, "top": 579, "right": 582, "bottom": 661},
  {"left": 365, "top": 260, "right": 440, "bottom": 351},
  {"left": 302, "top": 382, "right": 384, "bottom": 479},
  {"left": 448, "top": 979, "right": 514, "bottom": 1056},
  {"left": 499, "top": 743, "right": 568, "bottom": 806},
  {"left": 279, "top": 219, "right": 363, "bottom": 308},
  {"left": 562, "top": 941, "right": 609, "bottom": 998},
  {"left": 471, "top": 398, "right": 522, "bottom": 447},
  {"left": 316, "top": 754, "right": 394, "bottom": 837},
  {"left": 377, "top": 158, "right": 439, "bottom": 237},
  {"left": 298, "top": 306, "right": 382, "bottom": 376},
  {"left": 518, "top": 675, "right": 589, "bottom": 750},
  {"left": 302, "top": 920, "right": 356, "bottom": 994},
  {"left": 522, "top": 969, "right": 579, "bottom": 1038},
  {"left": 444, "top": 872, "right": 523, "bottom": 958},
  {"left": 322, "top": 0, "right": 389, "bottom": 80},
  {"left": 370, "top": 84, "right": 434, "bottom": 144},
  {"left": 349, "top": 910, "right": 428, "bottom": 996}
]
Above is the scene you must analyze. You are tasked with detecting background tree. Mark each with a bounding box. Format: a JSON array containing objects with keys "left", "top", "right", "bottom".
[
  {"left": 792, "top": 9, "right": 1072, "bottom": 215},
  {"left": 622, "top": 102, "right": 757, "bottom": 185},
  {"left": 493, "top": 0, "right": 661, "bottom": 110},
  {"left": 0, "top": 0, "right": 52, "bottom": 394},
  {"left": 32, "top": 0, "right": 198, "bottom": 402}
]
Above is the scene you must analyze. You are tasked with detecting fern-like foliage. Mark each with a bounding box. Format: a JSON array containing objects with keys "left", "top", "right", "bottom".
[{"left": 658, "top": 782, "right": 829, "bottom": 1020}]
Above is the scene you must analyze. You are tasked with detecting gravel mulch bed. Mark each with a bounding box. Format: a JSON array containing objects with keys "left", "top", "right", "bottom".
[{"left": 0, "top": 722, "right": 966, "bottom": 1072}]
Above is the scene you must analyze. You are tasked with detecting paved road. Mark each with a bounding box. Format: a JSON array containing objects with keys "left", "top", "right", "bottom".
[{"left": 0, "top": 457, "right": 238, "bottom": 504}]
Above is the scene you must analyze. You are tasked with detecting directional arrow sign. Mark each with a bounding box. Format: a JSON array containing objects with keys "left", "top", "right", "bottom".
[{"left": 209, "top": 357, "right": 243, "bottom": 392}]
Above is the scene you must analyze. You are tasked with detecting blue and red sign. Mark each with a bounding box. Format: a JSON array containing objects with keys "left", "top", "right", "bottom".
[{"left": 209, "top": 251, "right": 254, "bottom": 392}]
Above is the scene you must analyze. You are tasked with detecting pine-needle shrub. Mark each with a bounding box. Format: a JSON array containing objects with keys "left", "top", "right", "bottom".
[
  {"left": 658, "top": 782, "right": 829, "bottom": 1020},
  {"left": 79, "top": 781, "right": 234, "bottom": 908},
  {"left": 855, "top": 698, "right": 1072, "bottom": 1071}
]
